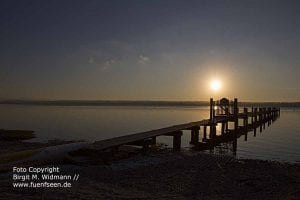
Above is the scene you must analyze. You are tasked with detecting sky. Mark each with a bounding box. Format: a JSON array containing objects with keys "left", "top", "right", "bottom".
[{"left": 0, "top": 0, "right": 299, "bottom": 102}]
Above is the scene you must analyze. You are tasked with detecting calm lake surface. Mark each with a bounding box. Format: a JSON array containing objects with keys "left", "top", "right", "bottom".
[{"left": 1, "top": 105, "right": 299, "bottom": 163}]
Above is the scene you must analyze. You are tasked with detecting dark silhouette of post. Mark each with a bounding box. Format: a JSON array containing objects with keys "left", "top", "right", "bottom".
[
  {"left": 209, "top": 98, "right": 216, "bottom": 138},
  {"left": 173, "top": 131, "right": 182, "bottom": 151},
  {"left": 244, "top": 132, "right": 248, "bottom": 141},
  {"left": 203, "top": 125, "right": 207, "bottom": 141},
  {"left": 251, "top": 107, "right": 254, "bottom": 125},
  {"left": 259, "top": 108, "right": 263, "bottom": 132},
  {"left": 244, "top": 107, "right": 248, "bottom": 130},
  {"left": 254, "top": 107, "right": 258, "bottom": 125},
  {"left": 190, "top": 127, "right": 200, "bottom": 144},
  {"left": 263, "top": 108, "right": 266, "bottom": 129},
  {"left": 210, "top": 98, "right": 214, "bottom": 122},
  {"left": 221, "top": 122, "right": 225, "bottom": 134},
  {"left": 233, "top": 98, "right": 238, "bottom": 130}
]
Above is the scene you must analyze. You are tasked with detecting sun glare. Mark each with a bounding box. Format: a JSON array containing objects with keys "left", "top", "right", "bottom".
[{"left": 210, "top": 80, "right": 221, "bottom": 91}]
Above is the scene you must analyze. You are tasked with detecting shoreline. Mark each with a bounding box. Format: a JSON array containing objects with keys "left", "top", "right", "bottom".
[{"left": 0, "top": 140, "right": 299, "bottom": 199}]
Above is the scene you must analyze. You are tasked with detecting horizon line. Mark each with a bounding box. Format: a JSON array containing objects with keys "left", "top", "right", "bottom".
[{"left": 1, "top": 99, "right": 300, "bottom": 104}]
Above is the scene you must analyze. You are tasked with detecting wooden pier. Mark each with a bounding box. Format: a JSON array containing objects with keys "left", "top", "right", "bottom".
[{"left": 93, "top": 98, "right": 280, "bottom": 152}]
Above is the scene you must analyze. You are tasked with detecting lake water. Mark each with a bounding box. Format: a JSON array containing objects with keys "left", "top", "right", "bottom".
[{"left": 1, "top": 105, "right": 299, "bottom": 163}]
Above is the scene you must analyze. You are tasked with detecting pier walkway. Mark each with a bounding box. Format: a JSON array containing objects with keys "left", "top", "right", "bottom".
[{"left": 93, "top": 98, "right": 280, "bottom": 151}]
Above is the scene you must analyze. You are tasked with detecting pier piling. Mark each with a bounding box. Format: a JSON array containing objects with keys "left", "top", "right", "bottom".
[
  {"left": 190, "top": 127, "right": 200, "bottom": 144},
  {"left": 173, "top": 131, "right": 183, "bottom": 150}
]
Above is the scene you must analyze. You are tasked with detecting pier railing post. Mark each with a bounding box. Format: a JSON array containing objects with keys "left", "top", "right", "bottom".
[
  {"left": 263, "top": 108, "right": 266, "bottom": 129},
  {"left": 243, "top": 107, "right": 248, "bottom": 130},
  {"left": 209, "top": 98, "right": 217, "bottom": 138},
  {"left": 251, "top": 107, "right": 254, "bottom": 125},
  {"left": 259, "top": 108, "right": 263, "bottom": 132},
  {"left": 234, "top": 98, "right": 238, "bottom": 130},
  {"left": 254, "top": 108, "right": 258, "bottom": 125},
  {"left": 268, "top": 107, "right": 272, "bottom": 126},
  {"left": 210, "top": 98, "right": 214, "bottom": 123}
]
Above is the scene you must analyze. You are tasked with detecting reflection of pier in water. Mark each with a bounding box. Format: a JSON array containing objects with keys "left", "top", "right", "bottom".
[
  {"left": 92, "top": 98, "right": 280, "bottom": 154},
  {"left": 192, "top": 98, "right": 280, "bottom": 155},
  {"left": 195, "top": 113, "right": 279, "bottom": 156}
]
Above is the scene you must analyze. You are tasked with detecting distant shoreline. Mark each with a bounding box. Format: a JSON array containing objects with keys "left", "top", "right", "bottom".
[{"left": 1, "top": 100, "right": 300, "bottom": 107}]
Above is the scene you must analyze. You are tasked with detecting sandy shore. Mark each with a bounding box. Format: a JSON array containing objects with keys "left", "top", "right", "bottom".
[{"left": 0, "top": 144, "right": 299, "bottom": 200}]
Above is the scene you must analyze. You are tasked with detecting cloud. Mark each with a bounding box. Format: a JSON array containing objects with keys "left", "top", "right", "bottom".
[
  {"left": 138, "top": 55, "right": 150, "bottom": 64},
  {"left": 87, "top": 40, "right": 137, "bottom": 61},
  {"left": 101, "top": 59, "right": 115, "bottom": 71}
]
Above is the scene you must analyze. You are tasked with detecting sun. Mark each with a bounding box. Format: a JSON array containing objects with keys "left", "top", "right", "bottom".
[{"left": 210, "top": 80, "right": 222, "bottom": 91}]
